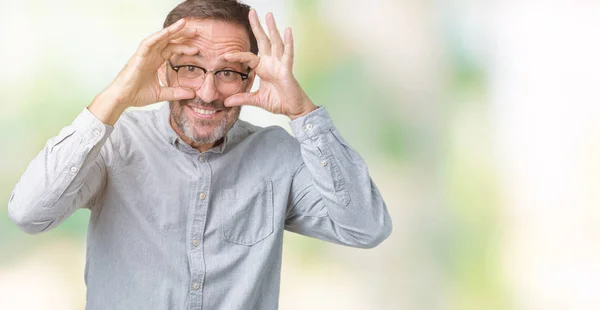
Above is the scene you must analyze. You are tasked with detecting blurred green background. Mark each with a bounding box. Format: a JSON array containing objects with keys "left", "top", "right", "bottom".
[{"left": 2, "top": 0, "right": 600, "bottom": 309}]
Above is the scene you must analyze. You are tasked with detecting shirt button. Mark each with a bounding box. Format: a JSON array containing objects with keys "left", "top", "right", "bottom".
[
  {"left": 305, "top": 124, "right": 313, "bottom": 130},
  {"left": 192, "top": 282, "right": 200, "bottom": 290},
  {"left": 192, "top": 239, "right": 200, "bottom": 247},
  {"left": 93, "top": 129, "right": 100, "bottom": 137},
  {"left": 321, "top": 160, "right": 328, "bottom": 167},
  {"left": 199, "top": 193, "right": 207, "bottom": 200},
  {"left": 70, "top": 166, "right": 78, "bottom": 173},
  {"left": 199, "top": 155, "right": 206, "bottom": 163}
]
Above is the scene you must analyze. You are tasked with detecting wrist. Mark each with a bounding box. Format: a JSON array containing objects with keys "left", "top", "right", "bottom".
[
  {"left": 88, "top": 88, "right": 129, "bottom": 126},
  {"left": 288, "top": 99, "right": 318, "bottom": 120}
]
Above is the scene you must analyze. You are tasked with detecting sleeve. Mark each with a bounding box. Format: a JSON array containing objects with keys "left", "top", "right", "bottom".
[
  {"left": 284, "top": 107, "right": 393, "bottom": 248},
  {"left": 8, "top": 108, "right": 114, "bottom": 234}
]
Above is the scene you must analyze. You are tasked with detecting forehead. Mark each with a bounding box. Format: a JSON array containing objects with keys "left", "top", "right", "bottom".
[{"left": 178, "top": 18, "right": 251, "bottom": 57}]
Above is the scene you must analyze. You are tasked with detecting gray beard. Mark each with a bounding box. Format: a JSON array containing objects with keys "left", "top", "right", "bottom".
[
  {"left": 170, "top": 99, "right": 240, "bottom": 145},
  {"left": 177, "top": 111, "right": 230, "bottom": 145}
]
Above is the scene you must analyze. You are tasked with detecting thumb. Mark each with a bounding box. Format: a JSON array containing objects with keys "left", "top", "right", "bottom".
[
  {"left": 224, "top": 92, "right": 260, "bottom": 108},
  {"left": 159, "top": 86, "right": 195, "bottom": 102}
]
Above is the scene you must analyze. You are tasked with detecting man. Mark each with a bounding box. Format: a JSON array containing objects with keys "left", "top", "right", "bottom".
[{"left": 8, "top": 0, "right": 392, "bottom": 309}]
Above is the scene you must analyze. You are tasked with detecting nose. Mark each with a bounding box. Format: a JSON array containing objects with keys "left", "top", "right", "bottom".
[{"left": 196, "top": 73, "right": 219, "bottom": 103}]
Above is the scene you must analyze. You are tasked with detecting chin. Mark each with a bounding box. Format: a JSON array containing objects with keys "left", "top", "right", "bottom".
[{"left": 171, "top": 101, "right": 240, "bottom": 146}]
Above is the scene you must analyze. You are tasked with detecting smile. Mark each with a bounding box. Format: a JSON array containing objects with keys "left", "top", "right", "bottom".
[
  {"left": 186, "top": 105, "right": 222, "bottom": 119},
  {"left": 192, "top": 107, "right": 217, "bottom": 115}
]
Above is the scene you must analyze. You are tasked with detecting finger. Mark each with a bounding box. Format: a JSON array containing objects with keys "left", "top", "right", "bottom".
[
  {"left": 249, "top": 9, "right": 271, "bottom": 56},
  {"left": 224, "top": 92, "right": 260, "bottom": 108},
  {"left": 160, "top": 43, "right": 200, "bottom": 61},
  {"left": 166, "top": 27, "right": 199, "bottom": 44},
  {"left": 139, "top": 18, "right": 186, "bottom": 57},
  {"left": 158, "top": 86, "right": 195, "bottom": 102},
  {"left": 223, "top": 52, "right": 260, "bottom": 69},
  {"left": 266, "top": 13, "right": 284, "bottom": 58},
  {"left": 282, "top": 27, "right": 294, "bottom": 68}
]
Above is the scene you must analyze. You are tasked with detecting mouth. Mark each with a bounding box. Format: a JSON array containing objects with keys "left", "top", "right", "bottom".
[{"left": 186, "top": 105, "right": 223, "bottom": 119}]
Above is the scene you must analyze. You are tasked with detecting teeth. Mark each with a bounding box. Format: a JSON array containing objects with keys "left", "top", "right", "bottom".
[{"left": 193, "top": 107, "right": 217, "bottom": 115}]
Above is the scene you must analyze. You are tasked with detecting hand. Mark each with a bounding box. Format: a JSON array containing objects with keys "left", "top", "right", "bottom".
[
  {"left": 106, "top": 19, "right": 199, "bottom": 108},
  {"left": 223, "top": 10, "right": 317, "bottom": 120}
]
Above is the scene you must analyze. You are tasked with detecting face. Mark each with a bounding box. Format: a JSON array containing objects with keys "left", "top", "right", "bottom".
[{"left": 162, "top": 19, "right": 254, "bottom": 148}]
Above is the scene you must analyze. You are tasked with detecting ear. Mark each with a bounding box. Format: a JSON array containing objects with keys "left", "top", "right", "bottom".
[
  {"left": 244, "top": 71, "right": 256, "bottom": 92},
  {"left": 158, "top": 62, "right": 168, "bottom": 87}
]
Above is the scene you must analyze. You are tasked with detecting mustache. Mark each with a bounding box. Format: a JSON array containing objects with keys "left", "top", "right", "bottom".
[{"left": 180, "top": 97, "right": 226, "bottom": 110}]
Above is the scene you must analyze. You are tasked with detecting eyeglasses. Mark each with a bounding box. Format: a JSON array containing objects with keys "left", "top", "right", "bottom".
[{"left": 168, "top": 61, "right": 249, "bottom": 96}]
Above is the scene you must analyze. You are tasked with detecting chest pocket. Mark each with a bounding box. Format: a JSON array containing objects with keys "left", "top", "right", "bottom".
[{"left": 220, "top": 181, "right": 274, "bottom": 246}]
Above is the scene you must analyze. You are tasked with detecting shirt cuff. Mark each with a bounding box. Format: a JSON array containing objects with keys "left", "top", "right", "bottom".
[
  {"left": 72, "top": 107, "right": 114, "bottom": 143},
  {"left": 289, "top": 106, "right": 335, "bottom": 142}
]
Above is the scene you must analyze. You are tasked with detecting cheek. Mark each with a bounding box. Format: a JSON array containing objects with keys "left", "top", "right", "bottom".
[
  {"left": 166, "top": 71, "right": 178, "bottom": 87},
  {"left": 171, "top": 102, "right": 187, "bottom": 119},
  {"left": 226, "top": 107, "right": 241, "bottom": 120}
]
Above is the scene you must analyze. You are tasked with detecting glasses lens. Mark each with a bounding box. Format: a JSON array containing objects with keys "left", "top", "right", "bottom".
[
  {"left": 176, "top": 65, "right": 205, "bottom": 89},
  {"left": 215, "top": 71, "right": 245, "bottom": 95},
  {"left": 175, "top": 66, "right": 245, "bottom": 95},
  {"left": 216, "top": 81, "right": 243, "bottom": 95}
]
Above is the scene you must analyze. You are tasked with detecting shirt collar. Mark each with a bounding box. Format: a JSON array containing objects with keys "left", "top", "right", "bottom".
[{"left": 157, "top": 102, "right": 237, "bottom": 154}]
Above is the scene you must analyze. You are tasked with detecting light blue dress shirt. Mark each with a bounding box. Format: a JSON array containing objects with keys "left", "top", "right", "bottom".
[{"left": 8, "top": 103, "right": 392, "bottom": 309}]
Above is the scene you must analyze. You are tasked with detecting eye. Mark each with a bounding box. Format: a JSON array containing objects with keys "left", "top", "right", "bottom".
[
  {"left": 216, "top": 70, "right": 240, "bottom": 82},
  {"left": 184, "top": 65, "right": 197, "bottom": 73},
  {"left": 177, "top": 65, "right": 205, "bottom": 79}
]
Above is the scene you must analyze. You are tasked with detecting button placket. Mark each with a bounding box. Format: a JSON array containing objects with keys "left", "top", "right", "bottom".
[{"left": 188, "top": 156, "right": 211, "bottom": 307}]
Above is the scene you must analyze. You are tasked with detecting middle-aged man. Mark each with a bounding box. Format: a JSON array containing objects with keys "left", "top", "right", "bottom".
[{"left": 8, "top": 0, "right": 392, "bottom": 309}]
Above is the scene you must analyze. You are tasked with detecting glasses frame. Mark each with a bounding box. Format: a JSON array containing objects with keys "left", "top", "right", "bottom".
[{"left": 167, "top": 61, "right": 250, "bottom": 95}]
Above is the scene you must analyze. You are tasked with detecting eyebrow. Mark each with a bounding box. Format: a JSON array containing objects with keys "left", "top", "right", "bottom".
[{"left": 173, "top": 53, "right": 247, "bottom": 71}]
